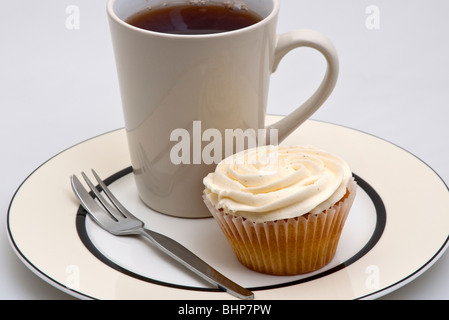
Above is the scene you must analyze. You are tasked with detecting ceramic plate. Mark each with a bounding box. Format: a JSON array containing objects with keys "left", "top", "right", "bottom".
[{"left": 7, "top": 116, "right": 449, "bottom": 300}]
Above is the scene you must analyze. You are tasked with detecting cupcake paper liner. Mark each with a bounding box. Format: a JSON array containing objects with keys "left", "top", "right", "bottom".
[{"left": 204, "top": 178, "right": 357, "bottom": 275}]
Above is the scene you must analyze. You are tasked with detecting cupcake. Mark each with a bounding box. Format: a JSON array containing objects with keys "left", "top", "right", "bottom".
[{"left": 203, "top": 145, "right": 356, "bottom": 275}]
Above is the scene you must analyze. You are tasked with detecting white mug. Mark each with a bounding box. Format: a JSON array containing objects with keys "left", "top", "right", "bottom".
[{"left": 107, "top": 0, "right": 339, "bottom": 218}]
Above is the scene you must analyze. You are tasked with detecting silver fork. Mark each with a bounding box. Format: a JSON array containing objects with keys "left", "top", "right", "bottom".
[{"left": 71, "top": 169, "right": 254, "bottom": 300}]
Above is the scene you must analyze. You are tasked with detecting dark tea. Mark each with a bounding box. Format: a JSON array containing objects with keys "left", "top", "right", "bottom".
[{"left": 126, "top": 2, "right": 263, "bottom": 35}]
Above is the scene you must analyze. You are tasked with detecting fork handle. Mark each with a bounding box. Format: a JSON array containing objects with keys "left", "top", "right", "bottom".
[{"left": 139, "top": 229, "right": 254, "bottom": 300}]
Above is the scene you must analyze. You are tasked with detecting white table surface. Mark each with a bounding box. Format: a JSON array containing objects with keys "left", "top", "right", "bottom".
[{"left": 1, "top": 0, "right": 448, "bottom": 300}]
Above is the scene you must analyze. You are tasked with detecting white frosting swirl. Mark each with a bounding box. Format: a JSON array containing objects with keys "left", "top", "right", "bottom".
[{"left": 203, "top": 145, "right": 352, "bottom": 222}]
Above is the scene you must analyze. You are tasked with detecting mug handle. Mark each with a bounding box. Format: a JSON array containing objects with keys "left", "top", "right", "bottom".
[{"left": 266, "top": 29, "right": 339, "bottom": 142}]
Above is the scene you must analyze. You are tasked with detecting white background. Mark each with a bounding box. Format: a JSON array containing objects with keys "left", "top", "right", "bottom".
[{"left": 1, "top": 0, "right": 448, "bottom": 299}]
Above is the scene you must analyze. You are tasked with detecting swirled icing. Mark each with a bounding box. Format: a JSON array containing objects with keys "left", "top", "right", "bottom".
[{"left": 203, "top": 145, "right": 352, "bottom": 222}]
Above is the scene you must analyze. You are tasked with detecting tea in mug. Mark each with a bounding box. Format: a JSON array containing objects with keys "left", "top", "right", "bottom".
[{"left": 126, "top": 2, "right": 263, "bottom": 35}]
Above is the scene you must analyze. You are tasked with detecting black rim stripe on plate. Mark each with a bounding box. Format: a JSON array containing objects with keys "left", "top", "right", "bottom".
[{"left": 75, "top": 167, "right": 387, "bottom": 293}]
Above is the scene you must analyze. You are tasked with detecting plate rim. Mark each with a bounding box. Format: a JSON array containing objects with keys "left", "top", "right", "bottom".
[{"left": 6, "top": 117, "right": 449, "bottom": 300}]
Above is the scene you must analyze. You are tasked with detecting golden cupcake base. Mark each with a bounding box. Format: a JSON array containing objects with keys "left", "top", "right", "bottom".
[{"left": 204, "top": 178, "right": 357, "bottom": 275}]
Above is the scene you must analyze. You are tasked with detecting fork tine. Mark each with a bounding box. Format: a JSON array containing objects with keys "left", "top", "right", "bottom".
[
  {"left": 71, "top": 174, "right": 119, "bottom": 229},
  {"left": 81, "top": 172, "right": 124, "bottom": 221},
  {"left": 91, "top": 169, "right": 138, "bottom": 220}
]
